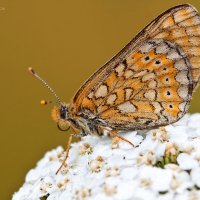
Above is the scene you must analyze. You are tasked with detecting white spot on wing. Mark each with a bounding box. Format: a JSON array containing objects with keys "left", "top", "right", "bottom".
[
  {"left": 179, "top": 102, "right": 187, "bottom": 112},
  {"left": 106, "top": 94, "right": 117, "bottom": 105},
  {"left": 177, "top": 86, "right": 189, "bottom": 100},
  {"left": 124, "top": 70, "right": 134, "bottom": 79},
  {"left": 142, "top": 73, "right": 155, "bottom": 82},
  {"left": 144, "top": 90, "right": 156, "bottom": 101},
  {"left": 156, "top": 43, "right": 170, "bottom": 54},
  {"left": 174, "top": 59, "right": 188, "bottom": 70},
  {"left": 139, "top": 43, "right": 154, "bottom": 53},
  {"left": 115, "top": 64, "right": 125, "bottom": 76},
  {"left": 152, "top": 102, "right": 162, "bottom": 113},
  {"left": 95, "top": 85, "right": 108, "bottom": 98},
  {"left": 167, "top": 49, "right": 182, "bottom": 60},
  {"left": 88, "top": 92, "right": 94, "bottom": 99},
  {"left": 148, "top": 80, "right": 157, "bottom": 89},
  {"left": 133, "top": 70, "right": 148, "bottom": 77},
  {"left": 118, "top": 102, "right": 136, "bottom": 113},
  {"left": 175, "top": 71, "right": 189, "bottom": 85},
  {"left": 125, "top": 88, "right": 133, "bottom": 100}
]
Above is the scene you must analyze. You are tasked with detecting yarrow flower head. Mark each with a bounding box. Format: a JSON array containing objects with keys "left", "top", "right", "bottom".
[{"left": 13, "top": 114, "right": 200, "bottom": 200}]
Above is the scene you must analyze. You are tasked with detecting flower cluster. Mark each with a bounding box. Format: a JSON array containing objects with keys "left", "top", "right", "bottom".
[{"left": 13, "top": 114, "right": 200, "bottom": 200}]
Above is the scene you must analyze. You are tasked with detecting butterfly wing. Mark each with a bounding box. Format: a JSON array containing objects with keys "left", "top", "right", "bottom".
[{"left": 71, "top": 4, "right": 200, "bottom": 130}]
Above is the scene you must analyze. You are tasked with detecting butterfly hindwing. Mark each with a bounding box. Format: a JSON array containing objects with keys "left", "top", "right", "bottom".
[
  {"left": 97, "top": 39, "right": 193, "bottom": 130},
  {"left": 71, "top": 4, "right": 200, "bottom": 131}
]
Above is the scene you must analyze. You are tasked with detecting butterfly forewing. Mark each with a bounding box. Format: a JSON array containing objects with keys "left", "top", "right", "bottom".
[{"left": 71, "top": 4, "right": 200, "bottom": 131}]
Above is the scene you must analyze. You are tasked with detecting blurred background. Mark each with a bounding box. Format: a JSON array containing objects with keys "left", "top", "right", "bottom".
[{"left": 1, "top": 0, "right": 200, "bottom": 199}]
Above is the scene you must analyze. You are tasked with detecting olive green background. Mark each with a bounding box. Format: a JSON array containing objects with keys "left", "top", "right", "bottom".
[{"left": 1, "top": 0, "right": 200, "bottom": 199}]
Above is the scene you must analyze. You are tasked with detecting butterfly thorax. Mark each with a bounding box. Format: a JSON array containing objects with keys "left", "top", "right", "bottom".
[{"left": 52, "top": 103, "right": 106, "bottom": 136}]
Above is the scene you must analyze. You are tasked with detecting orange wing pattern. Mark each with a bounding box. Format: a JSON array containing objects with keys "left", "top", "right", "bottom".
[{"left": 71, "top": 4, "right": 200, "bottom": 131}]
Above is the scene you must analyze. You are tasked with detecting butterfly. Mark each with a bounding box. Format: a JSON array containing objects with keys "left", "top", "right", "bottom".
[{"left": 29, "top": 4, "right": 200, "bottom": 173}]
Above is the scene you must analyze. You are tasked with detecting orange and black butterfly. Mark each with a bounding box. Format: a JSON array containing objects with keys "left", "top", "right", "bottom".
[{"left": 29, "top": 4, "right": 200, "bottom": 173}]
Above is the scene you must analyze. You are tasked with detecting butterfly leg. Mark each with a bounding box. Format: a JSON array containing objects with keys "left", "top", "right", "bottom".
[
  {"left": 56, "top": 134, "right": 73, "bottom": 174},
  {"left": 109, "top": 130, "right": 135, "bottom": 148}
]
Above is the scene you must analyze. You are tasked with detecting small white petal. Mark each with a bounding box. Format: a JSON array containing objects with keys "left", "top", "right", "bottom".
[
  {"left": 191, "top": 168, "right": 200, "bottom": 187},
  {"left": 177, "top": 153, "right": 199, "bottom": 170}
]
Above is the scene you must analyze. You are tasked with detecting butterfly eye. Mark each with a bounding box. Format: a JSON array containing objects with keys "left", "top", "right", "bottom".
[
  {"left": 57, "top": 120, "right": 70, "bottom": 131},
  {"left": 60, "top": 106, "right": 68, "bottom": 119}
]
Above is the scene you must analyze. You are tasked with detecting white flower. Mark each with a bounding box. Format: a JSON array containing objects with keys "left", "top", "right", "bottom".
[
  {"left": 12, "top": 114, "right": 200, "bottom": 200},
  {"left": 170, "top": 171, "right": 194, "bottom": 193},
  {"left": 137, "top": 166, "right": 172, "bottom": 192}
]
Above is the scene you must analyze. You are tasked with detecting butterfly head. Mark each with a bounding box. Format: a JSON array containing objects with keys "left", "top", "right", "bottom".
[{"left": 51, "top": 103, "right": 71, "bottom": 131}]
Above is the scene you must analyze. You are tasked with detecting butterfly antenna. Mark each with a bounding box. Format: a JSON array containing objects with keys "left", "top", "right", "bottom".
[{"left": 28, "top": 67, "right": 61, "bottom": 104}]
